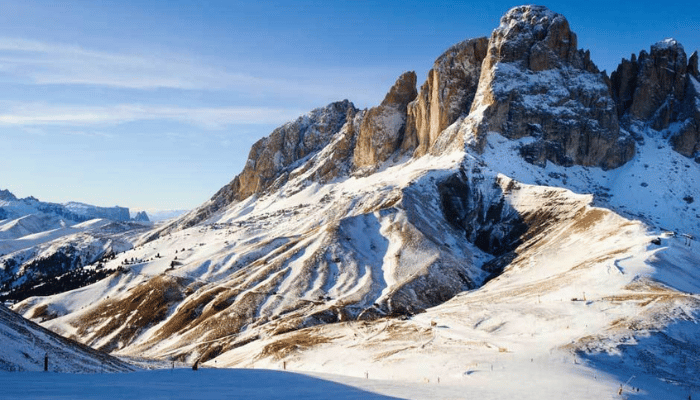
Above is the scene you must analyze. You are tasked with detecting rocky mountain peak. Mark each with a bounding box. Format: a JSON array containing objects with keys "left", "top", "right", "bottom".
[
  {"left": 154, "top": 100, "right": 357, "bottom": 234},
  {"left": 487, "top": 5, "right": 596, "bottom": 73},
  {"left": 689, "top": 51, "right": 699, "bottom": 78},
  {"left": 611, "top": 38, "right": 700, "bottom": 157},
  {"left": 157, "top": 5, "right": 699, "bottom": 241},
  {"left": 229, "top": 99, "right": 355, "bottom": 202},
  {"left": 354, "top": 71, "right": 417, "bottom": 168},
  {"left": 402, "top": 37, "right": 488, "bottom": 157},
  {"left": 0, "top": 189, "right": 17, "bottom": 202},
  {"left": 379, "top": 71, "right": 417, "bottom": 109},
  {"left": 457, "top": 5, "right": 633, "bottom": 170},
  {"left": 628, "top": 39, "right": 687, "bottom": 122}
]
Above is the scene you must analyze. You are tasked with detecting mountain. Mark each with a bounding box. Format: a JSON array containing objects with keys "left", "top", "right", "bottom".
[
  {"left": 0, "top": 189, "right": 132, "bottom": 229},
  {"left": 0, "top": 303, "right": 133, "bottom": 372},
  {"left": 9, "top": 5, "right": 700, "bottom": 396},
  {"left": 0, "top": 190, "right": 151, "bottom": 302},
  {"left": 132, "top": 211, "right": 150, "bottom": 222}
]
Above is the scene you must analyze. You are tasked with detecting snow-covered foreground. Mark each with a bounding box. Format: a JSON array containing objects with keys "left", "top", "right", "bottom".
[
  {"left": 0, "top": 368, "right": 402, "bottom": 400},
  {"left": 0, "top": 365, "right": 694, "bottom": 400}
]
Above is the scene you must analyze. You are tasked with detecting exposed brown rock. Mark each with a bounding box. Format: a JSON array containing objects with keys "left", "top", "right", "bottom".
[
  {"left": 690, "top": 51, "right": 699, "bottom": 78},
  {"left": 354, "top": 72, "right": 417, "bottom": 168},
  {"left": 231, "top": 100, "right": 355, "bottom": 200},
  {"left": 402, "top": 37, "right": 488, "bottom": 157},
  {"left": 668, "top": 80, "right": 700, "bottom": 157},
  {"left": 480, "top": 6, "right": 597, "bottom": 74},
  {"left": 463, "top": 5, "right": 633, "bottom": 169},
  {"left": 627, "top": 40, "right": 688, "bottom": 124},
  {"left": 611, "top": 39, "right": 700, "bottom": 157},
  {"left": 152, "top": 101, "right": 356, "bottom": 236},
  {"left": 669, "top": 115, "right": 700, "bottom": 157},
  {"left": 610, "top": 55, "right": 639, "bottom": 118},
  {"left": 289, "top": 107, "right": 361, "bottom": 183}
]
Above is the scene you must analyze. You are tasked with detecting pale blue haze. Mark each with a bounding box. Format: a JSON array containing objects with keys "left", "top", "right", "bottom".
[{"left": 1, "top": 1, "right": 698, "bottom": 210}]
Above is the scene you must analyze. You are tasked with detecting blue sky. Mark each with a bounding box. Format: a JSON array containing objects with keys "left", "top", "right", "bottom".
[{"left": 1, "top": 1, "right": 698, "bottom": 211}]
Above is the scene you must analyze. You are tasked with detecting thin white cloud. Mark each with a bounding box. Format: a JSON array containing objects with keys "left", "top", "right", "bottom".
[
  {"left": 0, "top": 37, "right": 389, "bottom": 106},
  {"left": 0, "top": 103, "right": 306, "bottom": 128},
  {"left": 0, "top": 37, "right": 267, "bottom": 90}
]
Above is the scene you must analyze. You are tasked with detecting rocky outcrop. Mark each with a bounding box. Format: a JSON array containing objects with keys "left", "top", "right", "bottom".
[
  {"left": 613, "top": 39, "right": 688, "bottom": 125},
  {"left": 402, "top": 38, "right": 488, "bottom": 157},
  {"left": 354, "top": 72, "right": 417, "bottom": 168},
  {"left": 611, "top": 39, "right": 700, "bottom": 157},
  {"left": 133, "top": 211, "right": 150, "bottom": 222},
  {"left": 229, "top": 100, "right": 355, "bottom": 201},
  {"left": 460, "top": 5, "right": 634, "bottom": 170},
  {"left": 154, "top": 101, "right": 357, "bottom": 235},
  {"left": 689, "top": 51, "right": 699, "bottom": 78},
  {"left": 0, "top": 189, "right": 18, "bottom": 202},
  {"left": 481, "top": 6, "right": 598, "bottom": 73}
]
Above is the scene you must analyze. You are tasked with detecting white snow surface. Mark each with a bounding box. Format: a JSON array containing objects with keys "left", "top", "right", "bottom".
[
  {"left": 480, "top": 130, "right": 700, "bottom": 235},
  {"left": 0, "top": 304, "right": 132, "bottom": 373}
]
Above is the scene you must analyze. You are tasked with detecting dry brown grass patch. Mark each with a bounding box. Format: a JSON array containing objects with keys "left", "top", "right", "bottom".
[
  {"left": 570, "top": 208, "right": 607, "bottom": 233},
  {"left": 76, "top": 274, "right": 186, "bottom": 352},
  {"left": 258, "top": 329, "right": 337, "bottom": 360}
]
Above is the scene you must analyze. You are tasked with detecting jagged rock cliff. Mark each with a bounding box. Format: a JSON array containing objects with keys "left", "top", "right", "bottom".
[
  {"left": 230, "top": 100, "right": 356, "bottom": 200},
  {"left": 611, "top": 39, "right": 700, "bottom": 158},
  {"left": 354, "top": 71, "right": 417, "bottom": 168},
  {"left": 402, "top": 37, "right": 488, "bottom": 157},
  {"left": 456, "top": 5, "right": 635, "bottom": 169},
  {"left": 152, "top": 5, "right": 700, "bottom": 244},
  {"left": 161, "top": 100, "right": 357, "bottom": 233}
]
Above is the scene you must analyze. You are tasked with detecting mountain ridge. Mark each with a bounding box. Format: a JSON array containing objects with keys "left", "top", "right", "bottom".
[{"left": 156, "top": 6, "right": 699, "bottom": 238}]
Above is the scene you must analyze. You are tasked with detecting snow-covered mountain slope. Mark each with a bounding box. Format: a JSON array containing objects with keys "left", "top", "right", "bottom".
[
  {"left": 9, "top": 4, "right": 700, "bottom": 397},
  {"left": 211, "top": 183, "right": 700, "bottom": 396},
  {"left": 0, "top": 214, "right": 67, "bottom": 241},
  {"left": 0, "top": 304, "right": 133, "bottom": 372},
  {"left": 1, "top": 219, "right": 151, "bottom": 302},
  {"left": 142, "top": 209, "right": 188, "bottom": 222},
  {"left": 0, "top": 188, "right": 153, "bottom": 302}
]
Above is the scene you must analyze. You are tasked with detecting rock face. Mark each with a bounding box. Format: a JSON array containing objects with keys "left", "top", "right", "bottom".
[
  {"left": 0, "top": 189, "right": 17, "bottom": 202},
  {"left": 157, "top": 101, "right": 357, "bottom": 234},
  {"left": 611, "top": 39, "right": 700, "bottom": 157},
  {"left": 155, "top": 5, "right": 700, "bottom": 240},
  {"left": 64, "top": 202, "right": 131, "bottom": 222},
  {"left": 354, "top": 71, "right": 417, "bottom": 168},
  {"left": 133, "top": 211, "right": 150, "bottom": 222},
  {"left": 689, "top": 51, "right": 699, "bottom": 78},
  {"left": 402, "top": 38, "right": 488, "bottom": 157},
  {"left": 230, "top": 100, "right": 355, "bottom": 201},
  {"left": 460, "top": 5, "right": 634, "bottom": 169}
]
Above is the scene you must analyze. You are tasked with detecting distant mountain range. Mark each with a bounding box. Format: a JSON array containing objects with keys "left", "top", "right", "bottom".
[
  {"left": 0, "top": 188, "right": 153, "bottom": 303},
  {"left": 0, "top": 188, "right": 143, "bottom": 226}
]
